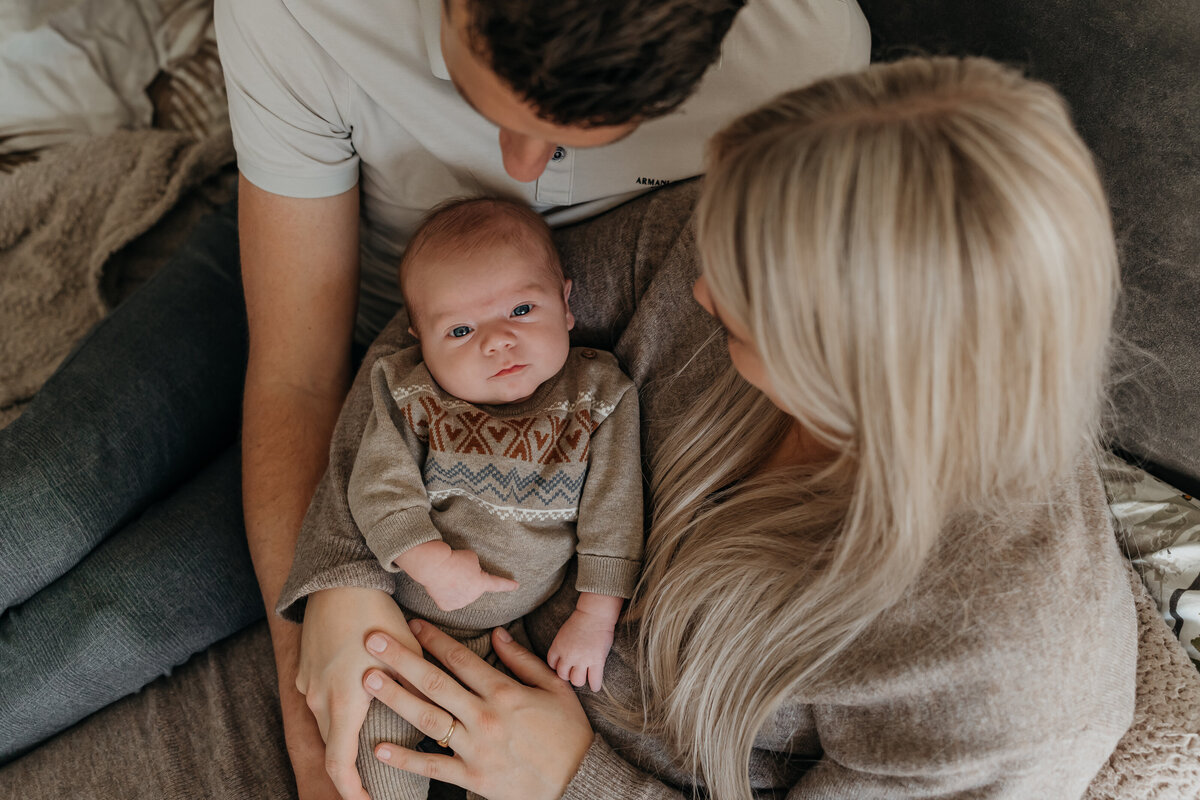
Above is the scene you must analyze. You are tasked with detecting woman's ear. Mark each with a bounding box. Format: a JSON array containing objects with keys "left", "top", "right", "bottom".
[
  {"left": 562, "top": 278, "right": 575, "bottom": 331},
  {"left": 692, "top": 274, "right": 714, "bottom": 316}
]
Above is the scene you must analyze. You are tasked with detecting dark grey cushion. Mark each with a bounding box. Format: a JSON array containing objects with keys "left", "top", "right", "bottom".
[{"left": 858, "top": 0, "right": 1200, "bottom": 493}]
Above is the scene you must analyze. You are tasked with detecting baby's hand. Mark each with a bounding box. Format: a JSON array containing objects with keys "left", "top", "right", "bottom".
[
  {"left": 395, "top": 541, "right": 519, "bottom": 612},
  {"left": 547, "top": 602, "right": 619, "bottom": 692}
]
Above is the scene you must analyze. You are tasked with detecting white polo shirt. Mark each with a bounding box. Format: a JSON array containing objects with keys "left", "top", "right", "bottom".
[{"left": 215, "top": 0, "right": 870, "bottom": 343}]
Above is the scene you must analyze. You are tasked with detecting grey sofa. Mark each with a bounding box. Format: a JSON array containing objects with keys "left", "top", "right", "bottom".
[
  {"left": 2, "top": 1, "right": 1198, "bottom": 797},
  {"left": 859, "top": 0, "right": 1200, "bottom": 495}
]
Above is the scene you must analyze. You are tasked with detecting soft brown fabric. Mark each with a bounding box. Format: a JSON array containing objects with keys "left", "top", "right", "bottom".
[
  {"left": 553, "top": 554, "right": 1200, "bottom": 800},
  {"left": 0, "top": 125, "right": 234, "bottom": 426},
  {"left": 0, "top": 622, "right": 295, "bottom": 799}
]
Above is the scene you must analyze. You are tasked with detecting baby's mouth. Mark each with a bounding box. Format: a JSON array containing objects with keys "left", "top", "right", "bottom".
[{"left": 492, "top": 364, "right": 528, "bottom": 378}]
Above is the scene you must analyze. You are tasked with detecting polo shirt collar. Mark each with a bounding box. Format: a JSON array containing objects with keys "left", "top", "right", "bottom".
[{"left": 418, "top": 0, "right": 450, "bottom": 80}]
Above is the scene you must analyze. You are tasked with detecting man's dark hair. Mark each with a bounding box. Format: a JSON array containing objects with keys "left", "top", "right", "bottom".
[{"left": 462, "top": 0, "right": 747, "bottom": 128}]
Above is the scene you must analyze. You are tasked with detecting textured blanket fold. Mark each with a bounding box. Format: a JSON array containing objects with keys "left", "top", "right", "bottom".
[
  {"left": 1085, "top": 562, "right": 1200, "bottom": 799},
  {"left": 0, "top": 125, "right": 233, "bottom": 426}
]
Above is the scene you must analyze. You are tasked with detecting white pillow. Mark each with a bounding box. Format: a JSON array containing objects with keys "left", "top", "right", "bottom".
[{"left": 0, "top": 0, "right": 211, "bottom": 152}]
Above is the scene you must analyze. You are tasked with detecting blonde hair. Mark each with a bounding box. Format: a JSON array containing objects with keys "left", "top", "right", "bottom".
[{"left": 622, "top": 57, "right": 1119, "bottom": 799}]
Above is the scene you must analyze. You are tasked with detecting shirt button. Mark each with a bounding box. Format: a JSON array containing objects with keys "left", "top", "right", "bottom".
[
  {"left": 581, "top": 349, "right": 596, "bottom": 359},
  {"left": 552, "top": 146, "right": 566, "bottom": 162}
]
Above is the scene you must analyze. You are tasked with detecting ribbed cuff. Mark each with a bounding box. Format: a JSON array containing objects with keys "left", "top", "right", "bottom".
[
  {"left": 275, "top": 561, "right": 397, "bottom": 623},
  {"left": 576, "top": 555, "right": 641, "bottom": 599},
  {"left": 363, "top": 508, "right": 443, "bottom": 572}
]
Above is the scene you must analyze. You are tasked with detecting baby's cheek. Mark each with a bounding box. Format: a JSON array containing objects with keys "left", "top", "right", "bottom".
[
  {"left": 428, "top": 349, "right": 471, "bottom": 392},
  {"left": 422, "top": 348, "right": 451, "bottom": 384}
]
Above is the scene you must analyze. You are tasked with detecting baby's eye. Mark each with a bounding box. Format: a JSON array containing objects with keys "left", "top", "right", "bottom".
[
  {"left": 512, "top": 304, "right": 533, "bottom": 317},
  {"left": 450, "top": 325, "right": 473, "bottom": 338}
]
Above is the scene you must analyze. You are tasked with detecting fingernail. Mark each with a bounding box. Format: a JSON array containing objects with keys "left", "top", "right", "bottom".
[
  {"left": 495, "top": 627, "right": 513, "bottom": 643},
  {"left": 367, "top": 634, "right": 387, "bottom": 653},
  {"left": 365, "top": 671, "right": 383, "bottom": 691},
  {"left": 409, "top": 619, "right": 423, "bottom": 634},
  {"left": 377, "top": 746, "right": 391, "bottom": 761}
]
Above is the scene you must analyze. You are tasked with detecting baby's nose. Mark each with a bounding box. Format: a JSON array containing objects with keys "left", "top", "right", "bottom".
[{"left": 482, "top": 327, "right": 517, "bottom": 353}]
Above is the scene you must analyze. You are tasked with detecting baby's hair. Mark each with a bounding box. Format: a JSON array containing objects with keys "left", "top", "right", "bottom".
[{"left": 399, "top": 196, "right": 564, "bottom": 324}]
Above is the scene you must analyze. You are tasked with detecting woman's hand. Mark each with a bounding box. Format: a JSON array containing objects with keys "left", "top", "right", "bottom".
[
  {"left": 296, "top": 587, "right": 422, "bottom": 800},
  {"left": 360, "top": 620, "right": 595, "bottom": 800}
]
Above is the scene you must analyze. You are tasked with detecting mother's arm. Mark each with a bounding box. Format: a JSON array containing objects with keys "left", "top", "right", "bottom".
[
  {"left": 364, "top": 492, "right": 1138, "bottom": 800},
  {"left": 365, "top": 609, "right": 1133, "bottom": 800},
  {"left": 791, "top": 461, "right": 1137, "bottom": 799}
]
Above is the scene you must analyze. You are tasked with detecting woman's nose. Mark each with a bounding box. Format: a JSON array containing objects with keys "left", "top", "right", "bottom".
[{"left": 498, "top": 129, "right": 556, "bottom": 182}]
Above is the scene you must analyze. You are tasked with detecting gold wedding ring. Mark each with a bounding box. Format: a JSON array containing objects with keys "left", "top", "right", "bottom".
[{"left": 436, "top": 717, "right": 457, "bottom": 749}]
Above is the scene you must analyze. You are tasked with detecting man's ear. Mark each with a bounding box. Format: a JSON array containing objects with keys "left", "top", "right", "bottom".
[{"left": 562, "top": 278, "right": 575, "bottom": 331}]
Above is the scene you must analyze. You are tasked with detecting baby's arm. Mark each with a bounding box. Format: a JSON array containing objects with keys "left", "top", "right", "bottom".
[
  {"left": 347, "top": 356, "right": 517, "bottom": 612},
  {"left": 394, "top": 540, "right": 518, "bottom": 612},
  {"left": 560, "top": 371, "right": 645, "bottom": 691},
  {"left": 547, "top": 591, "right": 623, "bottom": 691}
]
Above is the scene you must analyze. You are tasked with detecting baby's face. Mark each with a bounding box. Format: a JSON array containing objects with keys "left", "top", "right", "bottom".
[{"left": 406, "top": 242, "right": 574, "bottom": 405}]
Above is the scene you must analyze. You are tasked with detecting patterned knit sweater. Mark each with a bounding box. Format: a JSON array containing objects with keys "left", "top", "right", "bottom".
[{"left": 280, "top": 345, "right": 642, "bottom": 635}]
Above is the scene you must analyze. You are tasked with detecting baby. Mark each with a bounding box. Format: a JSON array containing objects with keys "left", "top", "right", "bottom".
[{"left": 347, "top": 197, "right": 643, "bottom": 799}]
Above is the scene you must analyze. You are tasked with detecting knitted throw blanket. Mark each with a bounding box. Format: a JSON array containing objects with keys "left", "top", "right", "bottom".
[
  {"left": 0, "top": 125, "right": 233, "bottom": 427},
  {"left": 1084, "top": 562, "right": 1200, "bottom": 798}
]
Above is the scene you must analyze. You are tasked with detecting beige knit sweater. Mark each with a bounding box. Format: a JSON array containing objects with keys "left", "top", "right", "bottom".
[{"left": 527, "top": 452, "right": 1137, "bottom": 798}]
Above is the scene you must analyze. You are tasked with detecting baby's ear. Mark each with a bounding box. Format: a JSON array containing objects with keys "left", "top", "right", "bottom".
[
  {"left": 562, "top": 279, "right": 575, "bottom": 331},
  {"left": 407, "top": 325, "right": 419, "bottom": 340}
]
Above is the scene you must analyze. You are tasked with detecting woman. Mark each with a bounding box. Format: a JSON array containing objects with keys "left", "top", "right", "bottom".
[{"left": 342, "top": 56, "right": 1137, "bottom": 798}]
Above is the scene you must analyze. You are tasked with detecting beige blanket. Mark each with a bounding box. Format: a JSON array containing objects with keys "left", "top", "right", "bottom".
[
  {"left": 1087, "top": 564, "right": 1200, "bottom": 799},
  {"left": 0, "top": 125, "right": 233, "bottom": 427}
]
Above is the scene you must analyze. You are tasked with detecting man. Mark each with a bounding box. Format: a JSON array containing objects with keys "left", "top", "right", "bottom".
[{"left": 0, "top": 0, "right": 867, "bottom": 795}]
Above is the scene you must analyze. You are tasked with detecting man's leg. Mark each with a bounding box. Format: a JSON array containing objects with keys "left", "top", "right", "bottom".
[
  {"left": 0, "top": 202, "right": 246, "bottom": 610},
  {"left": 0, "top": 446, "right": 263, "bottom": 762},
  {"left": 0, "top": 201, "right": 263, "bottom": 760}
]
